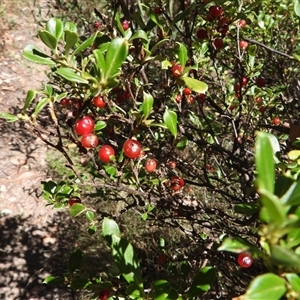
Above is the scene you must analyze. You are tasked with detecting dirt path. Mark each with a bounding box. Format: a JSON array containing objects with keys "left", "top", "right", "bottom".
[{"left": 0, "top": 1, "right": 75, "bottom": 299}]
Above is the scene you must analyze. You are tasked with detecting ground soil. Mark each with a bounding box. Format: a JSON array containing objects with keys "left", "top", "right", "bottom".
[{"left": 0, "top": 1, "right": 77, "bottom": 299}]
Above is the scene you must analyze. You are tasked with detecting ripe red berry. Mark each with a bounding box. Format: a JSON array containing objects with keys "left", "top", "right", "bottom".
[
  {"left": 157, "top": 253, "right": 168, "bottom": 265},
  {"left": 183, "top": 87, "right": 192, "bottom": 96},
  {"left": 209, "top": 5, "right": 223, "bottom": 18},
  {"left": 219, "top": 25, "right": 229, "bottom": 36},
  {"left": 172, "top": 64, "right": 183, "bottom": 77},
  {"left": 93, "top": 96, "right": 106, "bottom": 108},
  {"left": 213, "top": 38, "right": 223, "bottom": 49},
  {"left": 196, "top": 28, "right": 208, "bottom": 40},
  {"left": 241, "top": 77, "right": 248, "bottom": 86},
  {"left": 153, "top": 7, "right": 162, "bottom": 14},
  {"left": 218, "top": 16, "right": 230, "bottom": 27},
  {"left": 94, "top": 21, "right": 101, "bottom": 29},
  {"left": 75, "top": 116, "right": 95, "bottom": 136},
  {"left": 98, "top": 145, "right": 115, "bottom": 163},
  {"left": 175, "top": 94, "right": 182, "bottom": 102},
  {"left": 197, "top": 93, "right": 206, "bottom": 102},
  {"left": 256, "top": 77, "right": 266, "bottom": 88},
  {"left": 98, "top": 289, "right": 110, "bottom": 300},
  {"left": 239, "top": 40, "right": 248, "bottom": 49},
  {"left": 123, "top": 139, "right": 142, "bottom": 159},
  {"left": 170, "top": 176, "right": 185, "bottom": 191},
  {"left": 237, "top": 253, "right": 253, "bottom": 268},
  {"left": 60, "top": 98, "right": 69, "bottom": 106},
  {"left": 68, "top": 197, "right": 81, "bottom": 207},
  {"left": 81, "top": 133, "right": 99, "bottom": 149},
  {"left": 168, "top": 161, "right": 176, "bottom": 168},
  {"left": 122, "top": 20, "right": 130, "bottom": 31},
  {"left": 145, "top": 158, "right": 157, "bottom": 173},
  {"left": 255, "top": 97, "right": 262, "bottom": 104},
  {"left": 259, "top": 105, "right": 266, "bottom": 113},
  {"left": 234, "top": 83, "right": 240, "bottom": 92},
  {"left": 273, "top": 117, "right": 280, "bottom": 125},
  {"left": 187, "top": 95, "right": 195, "bottom": 104},
  {"left": 238, "top": 19, "right": 247, "bottom": 28}
]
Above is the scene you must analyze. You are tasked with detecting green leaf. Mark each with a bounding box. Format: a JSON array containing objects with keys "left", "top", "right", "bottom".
[
  {"left": 55, "top": 67, "right": 88, "bottom": 84},
  {"left": 0, "top": 112, "right": 19, "bottom": 122},
  {"left": 141, "top": 92, "right": 154, "bottom": 119},
  {"left": 287, "top": 228, "right": 300, "bottom": 248},
  {"left": 22, "top": 44, "right": 55, "bottom": 65},
  {"left": 94, "top": 120, "right": 107, "bottom": 131},
  {"left": 68, "top": 248, "right": 83, "bottom": 273},
  {"left": 271, "top": 245, "right": 300, "bottom": 268},
  {"left": 70, "top": 278, "right": 92, "bottom": 290},
  {"left": 258, "top": 188, "right": 285, "bottom": 227},
  {"left": 133, "top": 12, "right": 146, "bottom": 30},
  {"left": 68, "top": 203, "right": 86, "bottom": 217},
  {"left": 38, "top": 30, "right": 58, "bottom": 50},
  {"left": 104, "top": 165, "right": 117, "bottom": 177},
  {"left": 129, "top": 30, "right": 148, "bottom": 43},
  {"left": 22, "top": 90, "right": 36, "bottom": 111},
  {"left": 187, "top": 267, "right": 216, "bottom": 298},
  {"left": 64, "top": 21, "right": 77, "bottom": 32},
  {"left": 234, "top": 202, "right": 259, "bottom": 215},
  {"left": 46, "top": 18, "right": 63, "bottom": 40},
  {"left": 294, "top": 0, "right": 300, "bottom": 17},
  {"left": 43, "top": 275, "right": 64, "bottom": 286},
  {"left": 255, "top": 132, "right": 275, "bottom": 193},
  {"left": 148, "top": 9, "right": 163, "bottom": 31},
  {"left": 177, "top": 42, "right": 187, "bottom": 67},
  {"left": 32, "top": 98, "right": 51, "bottom": 120},
  {"left": 281, "top": 181, "right": 300, "bottom": 206},
  {"left": 181, "top": 77, "right": 208, "bottom": 93},
  {"left": 127, "top": 284, "right": 141, "bottom": 298},
  {"left": 163, "top": 109, "right": 177, "bottom": 138},
  {"left": 285, "top": 273, "right": 300, "bottom": 292},
  {"left": 243, "top": 273, "right": 286, "bottom": 300},
  {"left": 149, "top": 280, "right": 171, "bottom": 300},
  {"left": 176, "top": 136, "right": 188, "bottom": 150},
  {"left": 93, "top": 49, "right": 106, "bottom": 77},
  {"left": 102, "top": 218, "right": 120, "bottom": 238},
  {"left": 218, "top": 237, "right": 254, "bottom": 253},
  {"left": 73, "top": 31, "right": 98, "bottom": 55},
  {"left": 103, "top": 38, "right": 128, "bottom": 83},
  {"left": 170, "top": 3, "right": 196, "bottom": 26},
  {"left": 85, "top": 211, "right": 94, "bottom": 221},
  {"left": 150, "top": 39, "right": 169, "bottom": 54},
  {"left": 64, "top": 30, "right": 78, "bottom": 53}
]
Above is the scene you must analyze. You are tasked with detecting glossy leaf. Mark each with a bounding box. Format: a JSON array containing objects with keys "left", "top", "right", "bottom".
[
  {"left": 38, "top": 30, "right": 58, "bottom": 50},
  {"left": 85, "top": 211, "right": 94, "bottom": 221},
  {"left": 68, "top": 248, "right": 83, "bottom": 273},
  {"left": 218, "top": 237, "right": 254, "bottom": 253},
  {"left": 64, "top": 30, "right": 78, "bottom": 52},
  {"left": 0, "top": 113, "right": 19, "bottom": 122},
  {"left": 243, "top": 273, "right": 286, "bottom": 300},
  {"left": 187, "top": 267, "right": 216, "bottom": 298},
  {"left": 286, "top": 273, "right": 300, "bottom": 292},
  {"left": 43, "top": 275, "right": 64, "bottom": 286},
  {"left": 102, "top": 218, "right": 120, "bottom": 238},
  {"left": 64, "top": 21, "right": 77, "bottom": 32},
  {"left": 149, "top": 280, "right": 171, "bottom": 300},
  {"left": 73, "top": 31, "right": 98, "bottom": 55},
  {"left": 177, "top": 42, "right": 188, "bottom": 67},
  {"left": 234, "top": 202, "right": 259, "bottom": 215},
  {"left": 176, "top": 136, "right": 188, "bottom": 150},
  {"left": 294, "top": 0, "right": 300, "bottom": 17},
  {"left": 129, "top": 30, "right": 148, "bottom": 43},
  {"left": 55, "top": 67, "right": 88, "bottom": 84},
  {"left": 69, "top": 203, "right": 86, "bottom": 217},
  {"left": 181, "top": 77, "right": 208, "bottom": 93},
  {"left": 23, "top": 44, "right": 55, "bottom": 65},
  {"left": 32, "top": 97, "right": 51, "bottom": 120},
  {"left": 281, "top": 181, "right": 300, "bottom": 206},
  {"left": 141, "top": 92, "right": 154, "bottom": 119},
  {"left": 163, "top": 109, "right": 177, "bottom": 138},
  {"left": 94, "top": 120, "right": 107, "bottom": 131},
  {"left": 70, "top": 278, "right": 92, "bottom": 290},
  {"left": 93, "top": 49, "right": 106, "bottom": 77},
  {"left": 103, "top": 38, "right": 128, "bottom": 82},
  {"left": 46, "top": 18, "right": 63, "bottom": 40},
  {"left": 271, "top": 245, "right": 300, "bottom": 268},
  {"left": 287, "top": 228, "right": 300, "bottom": 248},
  {"left": 255, "top": 132, "right": 275, "bottom": 193}
]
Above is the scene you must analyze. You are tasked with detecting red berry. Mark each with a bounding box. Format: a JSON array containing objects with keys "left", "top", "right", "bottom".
[
  {"left": 241, "top": 77, "right": 248, "bottom": 86},
  {"left": 196, "top": 28, "right": 208, "bottom": 40},
  {"left": 213, "top": 38, "right": 223, "bottom": 49},
  {"left": 259, "top": 105, "right": 266, "bottom": 113},
  {"left": 153, "top": 7, "right": 162, "bottom": 14},
  {"left": 229, "top": 104, "right": 236, "bottom": 110},
  {"left": 68, "top": 197, "right": 81, "bottom": 207},
  {"left": 157, "top": 253, "right": 168, "bottom": 265},
  {"left": 237, "top": 253, "right": 253, "bottom": 268},
  {"left": 123, "top": 139, "right": 142, "bottom": 159},
  {"left": 168, "top": 161, "right": 176, "bottom": 168},
  {"left": 239, "top": 40, "right": 248, "bottom": 49},
  {"left": 170, "top": 176, "right": 185, "bottom": 191},
  {"left": 175, "top": 94, "right": 183, "bottom": 102},
  {"left": 94, "top": 21, "right": 101, "bottom": 29},
  {"left": 122, "top": 20, "right": 130, "bottom": 31},
  {"left": 145, "top": 158, "right": 157, "bottom": 173},
  {"left": 172, "top": 64, "right": 183, "bottom": 77},
  {"left": 209, "top": 5, "right": 223, "bottom": 18},
  {"left": 238, "top": 19, "right": 247, "bottom": 28},
  {"left": 234, "top": 83, "right": 240, "bottom": 92},
  {"left": 187, "top": 95, "right": 195, "bottom": 104},
  {"left": 98, "top": 145, "right": 115, "bottom": 163},
  {"left": 98, "top": 289, "right": 110, "bottom": 300},
  {"left": 81, "top": 133, "right": 99, "bottom": 149},
  {"left": 75, "top": 116, "right": 95, "bottom": 136},
  {"left": 256, "top": 77, "right": 266, "bottom": 88},
  {"left": 93, "top": 96, "right": 106, "bottom": 108},
  {"left": 60, "top": 98, "right": 69, "bottom": 106},
  {"left": 197, "top": 93, "right": 206, "bottom": 102},
  {"left": 183, "top": 87, "right": 192, "bottom": 96},
  {"left": 218, "top": 16, "right": 230, "bottom": 27},
  {"left": 255, "top": 97, "right": 262, "bottom": 104},
  {"left": 219, "top": 25, "right": 229, "bottom": 35},
  {"left": 273, "top": 117, "right": 280, "bottom": 125}
]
